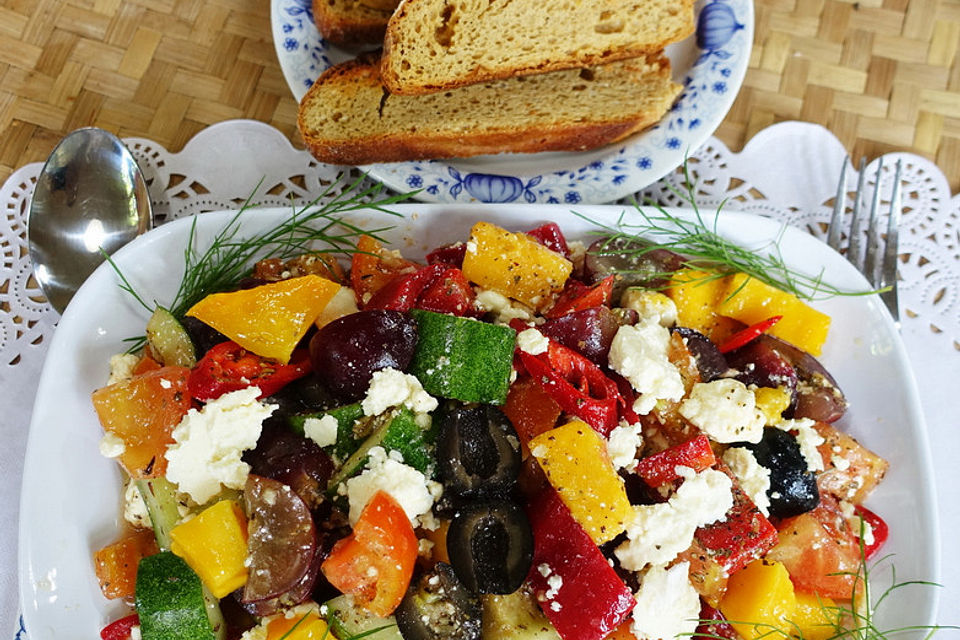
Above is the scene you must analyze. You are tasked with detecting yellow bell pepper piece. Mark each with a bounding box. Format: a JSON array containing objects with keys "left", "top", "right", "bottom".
[
  {"left": 719, "top": 559, "right": 797, "bottom": 640},
  {"left": 187, "top": 274, "right": 340, "bottom": 363},
  {"left": 266, "top": 609, "right": 330, "bottom": 640},
  {"left": 789, "top": 591, "right": 840, "bottom": 640},
  {"left": 717, "top": 274, "right": 831, "bottom": 356},
  {"left": 754, "top": 386, "right": 792, "bottom": 425},
  {"left": 529, "top": 420, "right": 632, "bottom": 545},
  {"left": 462, "top": 221, "right": 572, "bottom": 310},
  {"left": 170, "top": 499, "right": 249, "bottom": 598},
  {"left": 665, "top": 269, "right": 742, "bottom": 343}
]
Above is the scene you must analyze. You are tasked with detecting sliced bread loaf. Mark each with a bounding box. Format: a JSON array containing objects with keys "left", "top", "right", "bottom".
[
  {"left": 297, "top": 52, "right": 681, "bottom": 165},
  {"left": 380, "top": 0, "right": 694, "bottom": 95},
  {"left": 312, "top": 0, "right": 398, "bottom": 48}
]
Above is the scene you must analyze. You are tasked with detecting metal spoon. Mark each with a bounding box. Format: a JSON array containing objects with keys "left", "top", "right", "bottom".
[{"left": 28, "top": 127, "right": 152, "bottom": 314}]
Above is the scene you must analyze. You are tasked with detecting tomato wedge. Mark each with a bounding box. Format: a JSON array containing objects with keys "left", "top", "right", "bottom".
[
  {"left": 188, "top": 341, "right": 312, "bottom": 401},
  {"left": 321, "top": 491, "right": 417, "bottom": 617},
  {"left": 351, "top": 235, "right": 418, "bottom": 305}
]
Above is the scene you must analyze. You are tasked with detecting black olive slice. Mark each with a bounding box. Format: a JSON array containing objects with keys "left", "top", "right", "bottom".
[
  {"left": 395, "top": 562, "right": 482, "bottom": 640},
  {"left": 447, "top": 500, "right": 533, "bottom": 595},
  {"left": 737, "top": 428, "right": 819, "bottom": 518},
  {"left": 436, "top": 405, "right": 521, "bottom": 499}
]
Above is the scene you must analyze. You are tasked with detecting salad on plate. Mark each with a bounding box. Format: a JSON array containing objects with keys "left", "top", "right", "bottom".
[{"left": 87, "top": 190, "right": 902, "bottom": 640}]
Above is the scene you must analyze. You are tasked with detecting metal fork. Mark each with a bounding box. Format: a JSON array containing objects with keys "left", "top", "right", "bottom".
[{"left": 827, "top": 157, "right": 904, "bottom": 326}]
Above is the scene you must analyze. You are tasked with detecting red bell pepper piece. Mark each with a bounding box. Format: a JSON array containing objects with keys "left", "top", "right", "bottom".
[
  {"left": 366, "top": 263, "right": 477, "bottom": 316},
  {"left": 853, "top": 504, "right": 888, "bottom": 560},
  {"left": 519, "top": 341, "right": 623, "bottom": 436},
  {"left": 718, "top": 316, "right": 782, "bottom": 353},
  {"left": 693, "top": 469, "right": 778, "bottom": 575},
  {"left": 526, "top": 222, "right": 570, "bottom": 257},
  {"left": 100, "top": 614, "right": 139, "bottom": 640},
  {"left": 526, "top": 489, "right": 635, "bottom": 640},
  {"left": 635, "top": 435, "right": 717, "bottom": 488},
  {"left": 417, "top": 266, "right": 477, "bottom": 316},
  {"left": 545, "top": 275, "right": 615, "bottom": 319},
  {"left": 365, "top": 263, "right": 447, "bottom": 312},
  {"left": 188, "top": 341, "right": 312, "bottom": 401},
  {"left": 425, "top": 242, "right": 467, "bottom": 267}
]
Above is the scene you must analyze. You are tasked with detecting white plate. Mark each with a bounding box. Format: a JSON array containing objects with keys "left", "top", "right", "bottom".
[
  {"left": 20, "top": 205, "right": 939, "bottom": 637},
  {"left": 270, "top": 0, "right": 753, "bottom": 203}
]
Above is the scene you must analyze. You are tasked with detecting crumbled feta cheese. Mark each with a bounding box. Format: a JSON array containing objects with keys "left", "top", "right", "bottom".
[
  {"left": 607, "top": 421, "right": 644, "bottom": 471},
  {"left": 775, "top": 418, "right": 825, "bottom": 472},
  {"left": 679, "top": 379, "right": 765, "bottom": 443},
  {"left": 517, "top": 327, "right": 550, "bottom": 355},
  {"left": 722, "top": 447, "right": 772, "bottom": 516},
  {"left": 473, "top": 288, "right": 536, "bottom": 324},
  {"left": 345, "top": 446, "right": 442, "bottom": 527},
  {"left": 304, "top": 414, "right": 339, "bottom": 448},
  {"left": 98, "top": 432, "right": 127, "bottom": 458},
  {"left": 164, "top": 387, "right": 274, "bottom": 504},
  {"left": 545, "top": 573, "right": 563, "bottom": 600},
  {"left": 129, "top": 625, "right": 142, "bottom": 640},
  {"left": 630, "top": 562, "right": 701, "bottom": 640},
  {"left": 107, "top": 353, "right": 140, "bottom": 385},
  {"left": 840, "top": 500, "right": 876, "bottom": 547},
  {"left": 361, "top": 368, "right": 438, "bottom": 417},
  {"left": 123, "top": 480, "right": 152, "bottom": 529},
  {"left": 620, "top": 289, "right": 678, "bottom": 327},
  {"left": 615, "top": 468, "right": 733, "bottom": 570},
  {"left": 607, "top": 321, "right": 684, "bottom": 415}
]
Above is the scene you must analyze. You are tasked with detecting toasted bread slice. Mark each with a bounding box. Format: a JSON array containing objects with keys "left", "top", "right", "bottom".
[
  {"left": 297, "top": 52, "right": 681, "bottom": 165},
  {"left": 380, "top": 0, "right": 694, "bottom": 95},
  {"left": 312, "top": 0, "right": 398, "bottom": 48}
]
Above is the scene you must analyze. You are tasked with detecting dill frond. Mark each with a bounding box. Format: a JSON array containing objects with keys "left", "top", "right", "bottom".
[{"left": 578, "top": 165, "right": 882, "bottom": 301}]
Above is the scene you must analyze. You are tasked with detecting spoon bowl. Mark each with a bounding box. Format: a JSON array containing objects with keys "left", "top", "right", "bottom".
[{"left": 28, "top": 127, "right": 152, "bottom": 314}]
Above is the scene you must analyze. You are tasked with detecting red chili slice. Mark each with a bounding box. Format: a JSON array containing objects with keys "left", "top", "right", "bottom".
[
  {"left": 100, "top": 614, "right": 139, "bottom": 640},
  {"left": 853, "top": 504, "right": 889, "bottom": 560},
  {"left": 718, "top": 316, "right": 782, "bottom": 353}
]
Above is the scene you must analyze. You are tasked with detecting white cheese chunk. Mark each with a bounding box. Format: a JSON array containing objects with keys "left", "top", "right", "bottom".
[
  {"left": 722, "top": 446, "right": 772, "bottom": 516},
  {"left": 107, "top": 352, "right": 140, "bottom": 385},
  {"left": 630, "top": 562, "right": 701, "bottom": 640},
  {"left": 303, "top": 414, "right": 339, "bottom": 448},
  {"left": 345, "top": 446, "right": 442, "bottom": 527},
  {"left": 775, "top": 417, "right": 826, "bottom": 472},
  {"left": 607, "top": 321, "right": 685, "bottom": 415},
  {"left": 164, "top": 387, "right": 274, "bottom": 504},
  {"left": 516, "top": 327, "right": 550, "bottom": 355},
  {"left": 620, "top": 289, "right": 678, "bottom": 327},
  {"left": 607, "top": 421, "right": 644, "bottom": 471},
  {"left": 473, "top": 288, "right": 537, "bottom": 324},
  {"left": 98, "top": 432, "right": 127, "bottom": 459},
  {"left": 679, "top": 379, "right": 765, "bottom": 443},
  {"left": 361, "top": 367, "right": 438, "bottom": 417},
  {"left": 615, "top": 467, "right": 733, "bottom": 571}
]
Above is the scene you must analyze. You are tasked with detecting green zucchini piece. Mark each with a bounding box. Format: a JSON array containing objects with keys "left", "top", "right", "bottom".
[
  {"left": 327, "top": 407, "right": 433, "bottom": 491},
  {"left": 135, "top": 477, "right": 181, "bottom": 550},
  {"left": 408, "top": 309, "right": 516, "bottom": 405},
  {"left": 325, "top": 594, "right": 404, "bottom": 640},
  {"left": 146, "top": 306, "right": 196, "bottom": 367},
  {"left": 482, "top": 588, "right": 561, "bottom": 639},
  {"left": 136, "top": 551, "right": 217, "bottom": 640},
  {"left": 289, "top": 402, "right": 366, "bottom": 462}
]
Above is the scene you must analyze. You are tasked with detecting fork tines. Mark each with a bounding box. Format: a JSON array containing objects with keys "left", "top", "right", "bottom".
[{"left": 827, "top": 156, "right": 903, "bottom": 324}]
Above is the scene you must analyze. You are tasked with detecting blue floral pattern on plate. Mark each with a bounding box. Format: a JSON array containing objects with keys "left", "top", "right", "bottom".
[{"left": 271, "top": 0, "right": 753, "bottom": 203}]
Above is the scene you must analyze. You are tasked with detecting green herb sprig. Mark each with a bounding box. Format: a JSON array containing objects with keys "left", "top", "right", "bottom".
[
  {"left": 577, "top": 164, "right": 883, "bottom": 302},
  {"left": 108, "top": 173, "right": 415, "bottom": 349}
]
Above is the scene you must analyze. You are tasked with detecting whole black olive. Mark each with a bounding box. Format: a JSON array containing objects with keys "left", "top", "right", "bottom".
[
  {"left": 395, "top": 562, "right": 482, "bottom": 640},
  {"left": 737, "top": 428, "right": 819, "bottom": 518},
  {"left": 447, "top": 500, "right": 533, "bottom": 595},
  {"left": 436, "top": 405, "right": 521, "bottom": 499}
]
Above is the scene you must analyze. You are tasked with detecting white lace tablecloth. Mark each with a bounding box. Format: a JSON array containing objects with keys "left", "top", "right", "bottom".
[{"left": 2, "top": 119, "right": 958, "bottom": 638}]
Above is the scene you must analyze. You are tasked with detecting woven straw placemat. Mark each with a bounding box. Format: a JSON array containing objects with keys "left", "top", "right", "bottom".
[{"left": 0, "top": 0, "right": 957, "bottom": 191}]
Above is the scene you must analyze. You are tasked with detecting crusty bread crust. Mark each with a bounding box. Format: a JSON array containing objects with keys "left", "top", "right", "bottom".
[
  {"left": 297, "top": 53, "right": 681, "bottom": 165},
  {"left": 381, "top": 0, "right": 695, "bottom": 95},
  {"left": 312, "top": 0, "right": 397, "bottom": 48}
]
